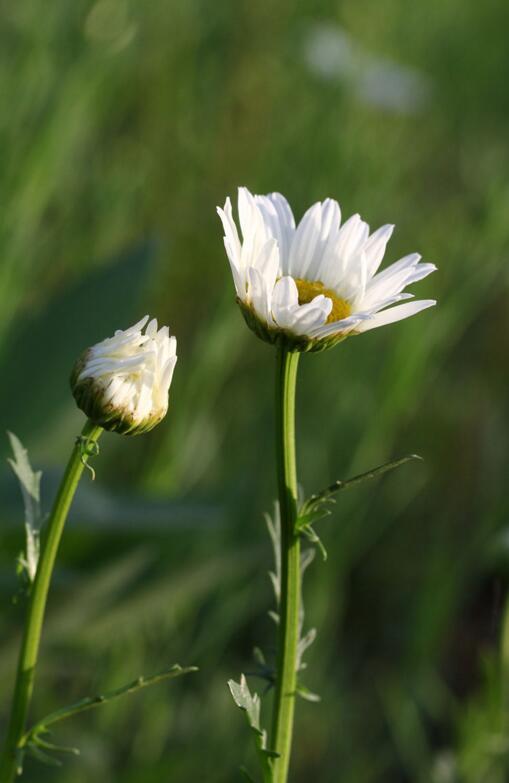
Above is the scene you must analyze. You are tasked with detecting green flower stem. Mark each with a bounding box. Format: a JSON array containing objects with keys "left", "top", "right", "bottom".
[
  {"left": 271, "top": 343, "right": 301, "bottom": 783},
  {"left": 0, "top": 420, "right": 103, "bottom": 782},
  {"left": 500, "top": 593, "right": 509, "bottom": 733}
]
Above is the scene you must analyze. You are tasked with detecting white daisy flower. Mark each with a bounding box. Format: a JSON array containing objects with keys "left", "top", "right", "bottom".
[
  {"left": 218, "top": 187, "right": 436, "bottom": 351},
  {"left": 71, "top": 316, "right": 177, "bottom": 434}
]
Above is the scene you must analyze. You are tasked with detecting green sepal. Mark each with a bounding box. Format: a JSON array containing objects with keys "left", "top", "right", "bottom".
[
  {"left": 70, "top": 351, "right": 166, "bottom": 436},
  {"left": 237, "top": 299, "right": 349, "bottom": 353}
]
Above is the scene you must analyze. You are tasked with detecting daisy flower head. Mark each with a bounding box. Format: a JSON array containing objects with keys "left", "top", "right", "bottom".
[
  {"left": 71, "top": 316, "right": 177, "bottom": 435},
  {"left": 217, "top": 187, "right": 436, "bottom": 352}
]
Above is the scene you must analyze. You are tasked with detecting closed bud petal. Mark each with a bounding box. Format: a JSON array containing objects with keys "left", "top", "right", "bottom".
[{"left": 71, "top": 316, "right": 177, "bottom": 435}]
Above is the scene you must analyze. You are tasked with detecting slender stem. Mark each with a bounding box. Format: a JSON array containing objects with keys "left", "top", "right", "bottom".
[
  {"left": 500, "top": 593, "right": 509, "bottom": 735},
  {"left": 270, "top": 343, "right": 301, "bottom": 783},
  {"left": 0, "top": 420, "right": 103, "bottom": 782}
]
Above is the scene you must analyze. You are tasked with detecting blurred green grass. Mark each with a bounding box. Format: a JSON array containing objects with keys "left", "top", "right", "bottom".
[{"left": 1, "top": 0, "right": 509, "bottom": 780}]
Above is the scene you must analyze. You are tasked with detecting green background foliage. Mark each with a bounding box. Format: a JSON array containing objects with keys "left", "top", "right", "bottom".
[{"left": 1, "top": 0, "right": 508, "bottom": 780}]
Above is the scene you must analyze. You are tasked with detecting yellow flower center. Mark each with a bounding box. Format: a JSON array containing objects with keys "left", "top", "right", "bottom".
[{"left": 294, "top": 278, "right": 351, "bottom": 324}]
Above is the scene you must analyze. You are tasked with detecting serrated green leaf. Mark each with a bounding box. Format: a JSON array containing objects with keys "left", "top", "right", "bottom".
[
  {"left": 7, "top": 431, "right": 43, "bottom": 582},
  {"left": 228, "top": 675, "right": 275, "bottom": 781},
  {"left": 228, "top": 674, "right": 261, "bottom": 732}
]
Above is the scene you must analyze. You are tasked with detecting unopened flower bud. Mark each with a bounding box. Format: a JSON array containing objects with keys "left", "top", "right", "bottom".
[{"left": 71, "top": 316, "right": 177, "bottom": 435}]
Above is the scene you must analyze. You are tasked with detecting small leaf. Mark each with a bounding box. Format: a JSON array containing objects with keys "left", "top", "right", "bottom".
[
  {"left": 300, "top": 524, "right": 328, "bottom": 562},
  {"left": 246, "top": 648, "right": 275, "bottom": 689},
  {"left": 31, "top": 734, "right": 79, "bottom": 757},
  {"left": 22, "top": 663, "right": 197, "bottom": 759},
  {"left": 240, "top": 766, "right": 258, "bottom": 783},
  {"left": 296, "top": 506, "right": 332, "bottom": 530},
  {"left": 253, "top": 647, "right": 266, "bottom": 666},
  {"left": 296, "top": 684, "right": 321, "bottom": 703},
  {"left": 7, "top": 431, "right": 43, "bottom": 583},
  {"left": 297, "top": 627, "right": 317, "bottom": 671},
  {"left": 301, "top": 454, "right": 423, "bottom": 519},
  {"left": 228, "top": 675, "right": 261, "bottom": 732},
  {"left": 265, "top": 506, "right": 281, "bottom": 607},
  {"left": 300, "top": 547, "right": 316, "bottom": 575},
  {"left": 26, "top": 744, "right": 62, "bottom": 768},
  {"left": 228, "top": 675, "right": 277, "bottom": 778},
  {"left": 268, "top": 610, "right": 279, "bottom": 626}
]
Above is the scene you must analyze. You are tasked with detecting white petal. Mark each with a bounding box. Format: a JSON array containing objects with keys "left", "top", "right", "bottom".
[
  {"left": 146, "top": 318, "right": 158, "bottom": 337},
  {"left": 218, "top": 198, "right": 245, "bottom": 297},
  {"left": 404, "top": 263, "right": 437, "bottom": 285},
  {"left": 362, "top": 255, "right": 435, "bottom": 309},
  {"left": 355, "top": 300, "right": 436, "bottom": 333},
  {"left": 254, "top": 192, "right": 295, "bottom": 265},
  {"left": 238, "top": 187, "right": 264, "bottom": 243},
  {"left": 123, "top": 315, "right": 150, "bottom": 335},
  {"left": 309, "top": 313, "right": 373, "bottom": 339},
  {"left": 271, "top": 276, "right": 299, "bottom": 329},
  {"left": 253, "top": 237, "right": 279, "bottom": 290},
  {"left": 335, "top": 214, "right": 370, "bottom": 262},
  {"left": 288, "top": 202, "right": 322, "bottom": 278},
  {"left": 217, "top": 198, "right": 241, "bottom": 265},
  {"left": 363, "top": 224, "right": 394, "bottom": 278},
  {"left": 272, "top": 275, "right": 299, "bottom": 310},
  {"left": 161, "top": 355, "right": 177, "bottom": 394},
  {"left": 224, "top": 238, "right": 245, "bottom": 297},
  {"left": 289, "top": 296, "right": 332, "bottom": 334},
  {"left": 238, "top": 188, "right": 271, "bottom": 271},
  {"left": 247, "top": 266, "right": 273, "bottom": 325},
  {"left": 326, "top": 214, "right": 370, "bottom": 291},
  {"left": 310, "top": 198, "right": 343, "bottom": 284},
  {"left": 363, "top": 292, "right": 414, "bottom": 314}
]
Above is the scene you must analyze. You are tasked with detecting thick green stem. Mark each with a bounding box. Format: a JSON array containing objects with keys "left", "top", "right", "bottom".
[
  {"left": 0, "top": 420, "right": 102, "bottom": 782},
  {"left": 270, "top": 344, "right": 300, "bottom": 783}
]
